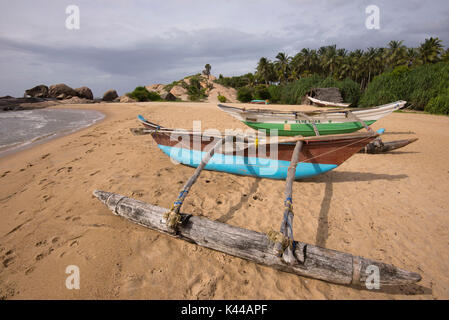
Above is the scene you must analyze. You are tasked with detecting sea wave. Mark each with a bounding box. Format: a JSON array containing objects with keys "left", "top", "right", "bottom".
[{"left": 0, "top": 109, "right": 104, "bottom": 156}]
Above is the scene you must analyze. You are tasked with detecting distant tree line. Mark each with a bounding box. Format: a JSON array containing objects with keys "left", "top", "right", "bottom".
[{"left": 214, "top": 37, "right": 449, "bottom": 114}]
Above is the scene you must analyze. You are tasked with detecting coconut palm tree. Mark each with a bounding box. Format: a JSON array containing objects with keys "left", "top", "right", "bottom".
[
  {"left": 405, "top": 48, "right": 419, "bottom": 66},
  {"left": 386, "top": 40, "right": 407, "bottom": 68},
  {"left": 320, "top": 45, "right": 338, "bottom": 76},
  {"left": 442, "top": 48, "right": 449, "bottom": 63},
  {"left": 256, "top": 57, "right": 273, "bottom": 86},
  {"left": 274, "top": 52, "right": 291, "bottom": 83},
  {"left": 418, "top": 37, "right": 443, "bottom": 64}
]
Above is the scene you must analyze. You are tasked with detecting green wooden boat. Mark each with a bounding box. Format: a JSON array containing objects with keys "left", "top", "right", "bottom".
[{"left": 218, "top": 101, "right": 406, "bottom": 136}]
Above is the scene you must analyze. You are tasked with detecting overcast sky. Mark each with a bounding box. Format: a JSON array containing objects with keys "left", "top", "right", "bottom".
[{"left": 1, "top": 0, "right": 448, "bottom": 97}]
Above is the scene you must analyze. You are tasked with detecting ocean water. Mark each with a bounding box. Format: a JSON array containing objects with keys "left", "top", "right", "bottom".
[{"left": 0, "top": 109, "right": 104, "bottom": 157}]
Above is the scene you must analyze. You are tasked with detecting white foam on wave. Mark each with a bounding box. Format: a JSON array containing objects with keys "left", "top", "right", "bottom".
[{"left": 0, "top": 109, "right": 105, "bottom": 156}]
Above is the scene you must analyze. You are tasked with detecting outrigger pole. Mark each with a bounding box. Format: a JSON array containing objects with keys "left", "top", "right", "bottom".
[{"left": 164, "top": 136, "right": 226, "bottom": 233}]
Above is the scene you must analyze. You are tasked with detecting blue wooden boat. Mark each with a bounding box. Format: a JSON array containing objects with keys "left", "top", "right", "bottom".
[{"left": 137, "top": 115, "right": 382, "bottom": 180}]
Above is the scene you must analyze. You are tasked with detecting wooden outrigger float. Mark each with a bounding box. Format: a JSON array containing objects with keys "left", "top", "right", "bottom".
[{"left": 92, "top": 115, "right": 422, "bottom": 287}]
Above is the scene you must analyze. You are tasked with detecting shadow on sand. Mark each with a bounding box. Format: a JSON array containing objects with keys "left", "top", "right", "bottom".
[
  {"left": 303, "top": 171, "right": 428, "bottom": 295},
  {"left": 216, "top": 178, "right": 261, "bottom": 223}
]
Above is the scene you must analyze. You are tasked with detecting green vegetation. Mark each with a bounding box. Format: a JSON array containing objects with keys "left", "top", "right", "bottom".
[
  {"left": 128, "top": 86, "right": 161, "bottom": 102},
  {"left": 217, "top": 95, "right": 227, "bottom": 103},
  {"left": 216, "top": 37, "right": 448, "bottom": 114},
  {"left": 359, "top": 62, "right": 449, "bottom": 114},
  {"left": 425, "top": 88, "right": 449, "bottom": 115},
  {"left": 184, "top": 75, "right": 207, "bottom": 101},
  {"left": 164, "top": 81, "right": 181, "bottom": 92},
  {"left": 237, "top": 87, "right": 253, "bottom": 103}
]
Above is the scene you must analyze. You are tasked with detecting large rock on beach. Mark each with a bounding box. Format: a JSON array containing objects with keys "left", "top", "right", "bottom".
[
  {"left": 49, "top": 84, "right": 78, "bottom": 99},
  {"left": 74, "top": 86, "right": 94, "bottom": 100},
  {"left": 102, "top": 89, "right": 118, "bottom": 101},
  {"left": 25, "top": 85, "right": 49, "bottom": 98}
]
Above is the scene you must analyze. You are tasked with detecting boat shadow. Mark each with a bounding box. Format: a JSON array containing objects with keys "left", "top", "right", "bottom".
[
  {"left": 302, "top": 169, "right": 408, "bottom": 252},
  {"left": 216, "top": 178, "right": 261, "bottom": 223},
  {"left": 383, "top": 131, "right": 416, "bottom": 135},
  {"left": 301, "top": 171, "right": 408, "bottom": 184},
  {"left": 300, "top": 171, "right": 430, "bottom": 296}
]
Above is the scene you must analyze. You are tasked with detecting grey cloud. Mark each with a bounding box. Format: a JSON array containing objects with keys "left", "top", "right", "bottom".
[{"left": 1, "top": 0, "right": 448, "bottom": 96}]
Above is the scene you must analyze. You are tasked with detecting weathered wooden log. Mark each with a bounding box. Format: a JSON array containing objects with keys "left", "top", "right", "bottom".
[
  {"left": 359, "top": 138, "right": 418, "bottom": 154},
  {"left": 93, "top": 190, "right": 421, "bottom": 286}
]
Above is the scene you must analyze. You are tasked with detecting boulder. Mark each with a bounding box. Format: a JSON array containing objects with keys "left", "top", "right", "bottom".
[
  {"left": 25, "top": 85, "right": 49, "bottom": 98},
  {"left": 74, "top": 86, "right": 93, "bottom": 100},
  {"left": 145, "top": 84, "right": 166, "bottom": 94},
  {"left": 59, "top": 96, "right": 92, "bottom": 104},
  {"left": 102, "top": 89, "right": 118, "bottom": 101},
  {"left": 161, "top": 92, "right": 176, "bottom": 101},
  {"left": 49, "top": 84, "right": 78, "bottom": 99},
  {"left": 169, "top": 85, "right": 188, "bottom": 101},
  {"left": 120, "top": 95, "right": 137, "bottom": 103}
]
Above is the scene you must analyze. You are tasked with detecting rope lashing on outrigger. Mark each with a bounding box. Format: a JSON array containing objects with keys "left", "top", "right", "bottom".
[{"left": 267, "top": 140, "right": 304, "bottom": 264}]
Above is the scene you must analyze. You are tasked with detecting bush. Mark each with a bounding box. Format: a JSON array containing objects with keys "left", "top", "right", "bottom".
[
  {"left": 186, "top": 77, "right": 207, "bottom": 101},
  {"left": 237, "top": 87, "right": 253, "bottom": 102},
  {"left": 217, "top": 95, "right": 227, "bottom": 103},
  {"left": 128, "top": 86, "right": 161, "bottom": 102},
  {"left": 336, "top": 78, "right": 361, "bottom": 106},
  {"left": 267, "top": 85, "right": 281, "bottom": 103},
  {"left": 425, "top": 89, "right": 449, "bottom": 115},
  {"left": 359, "top": 62, "right": 449, "bottom": 112},
  {"left": 215, "top": 75, "right": 251, "bottom": 88},
  {"left": 253, "top": 85, "right": 271, "bottom": 100},
  {"left": 279, "top": 75, "right": 324, "bottom": 104}
]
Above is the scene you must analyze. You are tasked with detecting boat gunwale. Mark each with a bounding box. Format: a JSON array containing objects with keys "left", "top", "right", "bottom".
[
  {"left": 217, "top": 100, "right": 407, "bottom": 116},
  {"left": 137, "top": 116, "right": 380, "bottom": 144}
]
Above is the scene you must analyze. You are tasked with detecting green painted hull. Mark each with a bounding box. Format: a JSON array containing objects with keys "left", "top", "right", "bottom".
[{"left": 243, "top": 120, "right": 377, "bottom": 136}]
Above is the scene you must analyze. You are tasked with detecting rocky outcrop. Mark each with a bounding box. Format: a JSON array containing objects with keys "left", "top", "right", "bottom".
[
  {"left": 120, "top": 95, "right": 136, "bottom": 103},
  {"left": 25, "top": 85, "right": 49, "bottom": 98},
  {"left": 169, "top": 85, "right": 188, "bottom": 101},
  {"left": 102, "top": 89, "right": 118, "bottom": 101},
  {"left": 206, "top": 83, "right": 238, "bottom": 103},
  {"left": 48, "top": 84, "right": 78, "bottom": 99},
  {"left": 161, "top": 92, "right": 177, "bottom": 101},
  {"left": 74, "top": 86, "right": 93, "bottom": 100},
  {"left": 145, "top": 74, "right": 236, "bottom": 102},
  {"left": 145, "top": 84, "right": 166, "bottom": 95}
]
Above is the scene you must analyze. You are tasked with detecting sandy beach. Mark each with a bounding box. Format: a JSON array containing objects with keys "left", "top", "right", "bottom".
[{"left": 0, "top": 101, "right": 448, "bottom": 300}]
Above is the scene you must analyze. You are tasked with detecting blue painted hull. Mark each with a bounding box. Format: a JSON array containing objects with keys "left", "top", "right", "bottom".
[{"left": 158, "top": 145, "right": 338, "bottom": 180}]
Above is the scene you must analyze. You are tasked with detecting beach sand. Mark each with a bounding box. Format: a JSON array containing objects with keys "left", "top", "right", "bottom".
[{"left": 0, "top": 101, "right": 448, "bottom": 299}]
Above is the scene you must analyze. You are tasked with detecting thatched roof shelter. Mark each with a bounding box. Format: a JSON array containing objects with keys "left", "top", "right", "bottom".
[{"left": 306, "top": 87, "right": 343, "bottom": 104}]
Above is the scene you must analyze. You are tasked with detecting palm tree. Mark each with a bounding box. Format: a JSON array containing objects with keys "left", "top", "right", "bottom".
[
  {"left": 203, "top": 64, "right": 211, "bottom": 77},
  {"left": 274, "top": 52, "right": 291, "bottom": 83},
  {"left": 387, "top": 40, "right": 407, "bottom": 68},
  {"left": 320, "top": 45, "right": 338, "bottom": 76},
  {"left": 442, "top": 48, "right": 449, "bottom": 63},
  {"left": 405, "top": 48, "right": 419, "bottom": 66},
  {"left": 256, "top": 57, "right": 273, "bottom": 85},
  {"left": 243, "top": 73, "right": 256, "bottom": 87},
  {"left": 418, "top": 37, "right": 443, "bottom": 64}
]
